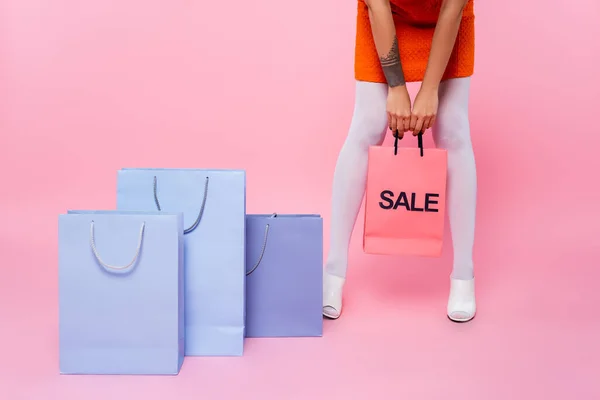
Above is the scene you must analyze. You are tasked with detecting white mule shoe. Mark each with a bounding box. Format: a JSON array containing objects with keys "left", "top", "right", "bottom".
[
  {"left": 447, "top": 278, "right": 476, "bottom": 322},
  {"left": 323, "top": 272, "right": 345, "bottom": 319}
]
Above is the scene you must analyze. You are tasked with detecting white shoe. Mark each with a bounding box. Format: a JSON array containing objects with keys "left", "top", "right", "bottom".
[
  {"left": 447, "top": 278, "right": 476, "bottom": 322},
  {"left": 323, "top": 272, "right": 345, "bottom": 319}
]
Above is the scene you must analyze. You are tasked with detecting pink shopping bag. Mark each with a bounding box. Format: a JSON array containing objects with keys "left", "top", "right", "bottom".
[{"left": 363, "top": 134, "right": 448, "bottom": 257}]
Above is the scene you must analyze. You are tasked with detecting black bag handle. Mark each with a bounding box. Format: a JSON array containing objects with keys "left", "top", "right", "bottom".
[{"left": 394, "top": 131, "right": 424, "bottom": 157}]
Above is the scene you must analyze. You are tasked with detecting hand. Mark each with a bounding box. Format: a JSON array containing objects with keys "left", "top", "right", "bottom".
[
  {"left": 410, "top": 86, "right": 438, "bottom": 135},
  {"left": 386, "top": 85, "right": 412, "bottom": 139}
]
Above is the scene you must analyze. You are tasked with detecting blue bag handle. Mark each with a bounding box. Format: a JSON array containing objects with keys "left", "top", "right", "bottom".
[
  {"left": 89, "top": 220, "right": 145, "bottom": 273},
  {"left": 153, "top": 176, "right": 209, "bottom": 234},
  {"left": 246, "top": 213, "right": 277, "bottom": 276}
]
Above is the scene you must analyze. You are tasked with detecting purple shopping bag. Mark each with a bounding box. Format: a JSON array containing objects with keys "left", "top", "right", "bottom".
[
  {"left": 245, "top": 214, "right": 323, "bottom": 338},
  {"left": 116, "top": 169, "right": 246, "bottom": 356},
  {"left": 58, "top": 211, "right": 184, "bottom": 375}
]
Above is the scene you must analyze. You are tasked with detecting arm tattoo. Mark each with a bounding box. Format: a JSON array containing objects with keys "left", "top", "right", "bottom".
[{"left": 379, "top": 36, "right": 405, "bottom": 87}]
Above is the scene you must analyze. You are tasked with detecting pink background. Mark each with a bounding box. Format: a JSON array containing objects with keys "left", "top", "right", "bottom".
[{"left": 2, "top": 0, "right": 600, "bottom": 399}]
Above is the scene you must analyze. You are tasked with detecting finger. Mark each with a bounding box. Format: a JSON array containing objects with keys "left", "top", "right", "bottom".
[
  {"left": 396, "top": 129, "right": 404, "bottom": 139},
  {"left": 423, "top": 116, "right": 432, "bottom": 131},
  {"left": 413, "top": 117, "right": 425, "bottom": 136},
  {"left": 429, "top": 116, "right": 437, "bottom": 130},
  {"left": 409, "top": 114, "right": 418, "bottom": 131},
  {"left": 402, "top": 116, "right": 410, "bottom": 132},
  {"left": 390, "top": 114, "right": 398, "bottom": 133},
  {"left": 427, "top": 113, "right": 437, "bottom": 130},
  {"left": 387, "top": 112, "right": 392, "bottom": 132}
]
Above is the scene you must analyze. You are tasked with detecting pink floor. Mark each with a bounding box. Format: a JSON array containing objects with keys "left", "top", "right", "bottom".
[
  {"left": 3, "top": 0, "right": 600, "bottom": 398},
  {"left": 2, "top": 201, "right": 599, "bottom": 399}
]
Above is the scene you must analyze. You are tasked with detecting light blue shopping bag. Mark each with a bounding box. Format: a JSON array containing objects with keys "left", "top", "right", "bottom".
[
  {"left": 58, "top": 210, "right": 184, "bottom": 375},
  {"left": 116, "top": 169, "right": 246, "bottom": 356}
]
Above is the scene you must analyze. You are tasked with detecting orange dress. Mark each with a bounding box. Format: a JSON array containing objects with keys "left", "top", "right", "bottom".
[{"left": 355, "top": 0, "right": 475, "bottom": 83}]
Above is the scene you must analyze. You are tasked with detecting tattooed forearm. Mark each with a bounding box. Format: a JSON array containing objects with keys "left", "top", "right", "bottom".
[{"left": 380, "top": 37, "right": 405, "bottom": 87}]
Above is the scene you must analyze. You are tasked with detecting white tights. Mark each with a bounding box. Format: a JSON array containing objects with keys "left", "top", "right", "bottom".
[{"left": 325, "top": 77, "right": 477, "bottom": 281}]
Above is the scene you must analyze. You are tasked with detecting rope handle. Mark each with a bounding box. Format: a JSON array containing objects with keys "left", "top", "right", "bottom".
[
  {"left": 246, "top": 213, "right": 277, "bottom": 276},
  {"left": 153, "top": 176, "right": 209, "bottom": 234},
  {"left": 89, "top": 220, "right": 145, "bottom": 271},
  {"left": 394, "top": 131, "right": 424, "bottom": 157}
]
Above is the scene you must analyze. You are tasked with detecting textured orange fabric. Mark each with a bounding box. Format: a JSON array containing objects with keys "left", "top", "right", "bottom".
[{"left": 355, "top": 0, "right": 475, "bottom": 83}]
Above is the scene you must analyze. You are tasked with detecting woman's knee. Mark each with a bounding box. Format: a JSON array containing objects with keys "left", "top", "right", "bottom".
[
  {"left": 347, "top": 82, "right": 389, "bottom": 148},
  {"left": 434, "top": 103, "right": 472, "bottom": 151},
  {"left": 348, "top": 111, "right": 388, "bottom": 148},
  {"left": 434, "top": 78, "right": 472, "bottom": 151}
]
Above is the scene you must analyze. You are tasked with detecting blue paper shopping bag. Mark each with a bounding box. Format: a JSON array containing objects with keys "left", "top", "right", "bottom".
[
  {"left": 58, "top": 210, "right": 184, "bottom": 375},
  {"left": 245, "top": 214, "right": 323, "bottom": 338},
  {"left": 117, "top": 169, "right": 246, "bottom": 356}
]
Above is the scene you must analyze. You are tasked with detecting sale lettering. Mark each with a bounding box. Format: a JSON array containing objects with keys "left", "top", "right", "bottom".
[{"left": 379, "top": 190, "right": 439, "bottom": 212}]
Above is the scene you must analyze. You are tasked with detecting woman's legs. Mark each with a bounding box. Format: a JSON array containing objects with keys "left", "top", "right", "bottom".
[
  {"left": 433, "top": 77, "right": 477, "bottom": 321},
  {"left": 323, "top": 81, "right": 388, "bottom": 318},
  {"left": 433, "top": 77, "right": 477, "bottom": 281},
  {"left": 324, "top": 81, "right": 389, "bottom": 279},
  {"left": 323, "top": 77, "right": 477, "bottom": 320}
]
